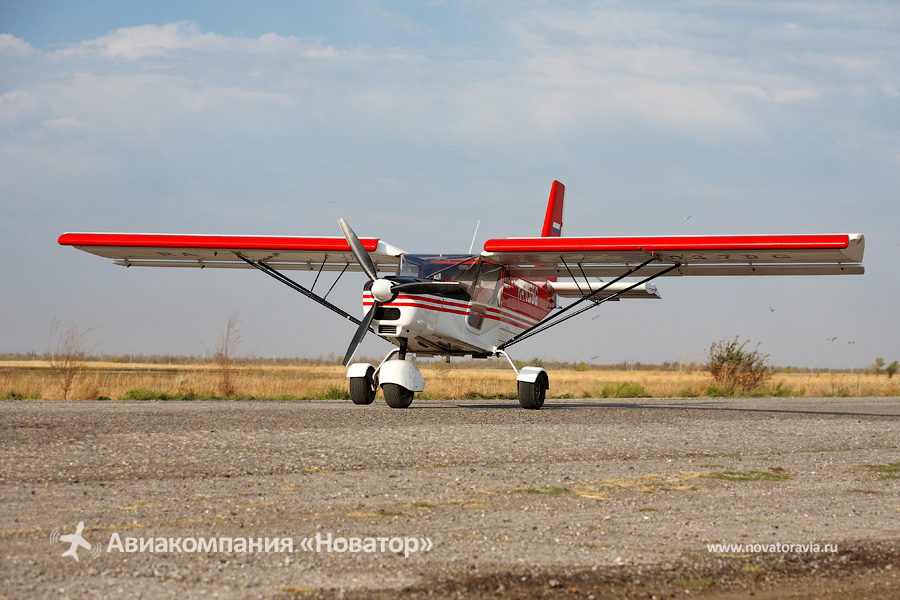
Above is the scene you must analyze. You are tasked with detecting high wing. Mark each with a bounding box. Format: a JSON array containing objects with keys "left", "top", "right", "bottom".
[
  {"left": 483, "top": 233, "right": 864, "bottom": 278},
  {"left": 57, "top": 232, "right": 405, "bottom": 273}
]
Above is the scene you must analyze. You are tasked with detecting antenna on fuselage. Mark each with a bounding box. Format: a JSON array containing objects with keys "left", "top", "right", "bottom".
[{"left": 468, "top": 220, "right": 481, "bottom": 254}]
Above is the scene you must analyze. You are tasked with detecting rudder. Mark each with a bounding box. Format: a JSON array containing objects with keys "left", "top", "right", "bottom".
[{"left": 541, "top": 180, "right": 565, "bottom": 237}]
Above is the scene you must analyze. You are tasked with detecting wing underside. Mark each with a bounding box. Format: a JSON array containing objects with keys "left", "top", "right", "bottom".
[
  {"left": 57, "top": 233, "right": 403, "bottom": 273},
  {"left": 483, "top": 234, "right": 864, "bottom": 277}
]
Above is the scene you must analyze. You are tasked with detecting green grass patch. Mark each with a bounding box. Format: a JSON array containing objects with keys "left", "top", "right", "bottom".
[
  {"left": 412, "top": 501, "right": 435, "bottom": 509},
  {"left": 706, "top": 381, "right": 801, "bottom": 398},
  {"left": 2, "top": 389, "right": 41, "bottom": 400},
  {"left": 676, "top": 385, "right": 700, "bottom": 398},
  {"left": 120, "top": 388, "right": 205, "bottom": 400},
  {"left": 703, "top": 468, "right": 790, "bottom": 481},
  {"left": 863, "top": 462, "right": 900, "bottom": 480},
  {"left": 314, "top": 385, "right": 351, "bottom": 400},
  {"left": 645, "top": 485, "right": 700, "bottom": 492},
  {"left": 706, "top": 383, "right": 738, "bottom": 397},
  {"left": 121, "top": 388, "right": 175, "bottom": 401},
  {"left": 676, "top": 575, "right": 716, "bottom": 591},
  {"left": 597, "top": 381, "right": 648, "bottom": 398},
  {"left": 513, "top": 487, "right": 571, "bottom": 495}
]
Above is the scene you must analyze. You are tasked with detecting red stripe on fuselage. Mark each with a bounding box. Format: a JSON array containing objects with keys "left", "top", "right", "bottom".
[{"left": 364, "top": 294, "right": 540, "bottom": 330}]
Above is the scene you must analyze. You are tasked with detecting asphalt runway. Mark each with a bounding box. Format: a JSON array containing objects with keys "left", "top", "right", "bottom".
[{"left": 2, "top": 397, "right": 899, "bottom": 599}]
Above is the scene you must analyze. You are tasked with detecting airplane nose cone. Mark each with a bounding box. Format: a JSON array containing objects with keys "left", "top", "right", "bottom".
[{"left": 371, "top": 279, "right": 395, "bottom": 303}]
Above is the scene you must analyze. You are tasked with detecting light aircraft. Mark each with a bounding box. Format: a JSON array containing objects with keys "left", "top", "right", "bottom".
[
  {"left": 59, "top": 181, "right": 865, "bottom": 409},
  {"left": 60, "top": 521, "right": 91, "bottom": 562}
]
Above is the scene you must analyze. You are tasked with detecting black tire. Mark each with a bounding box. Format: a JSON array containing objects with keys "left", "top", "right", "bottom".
[
  {"left": 517, "top": 380, "right": 545, "bottom": 410},
  {"left": 383, "top": 383, "right": 414, "bottom": 409},
  {"left": 349, "top": 368, "right": 377, "bottom": 405}
]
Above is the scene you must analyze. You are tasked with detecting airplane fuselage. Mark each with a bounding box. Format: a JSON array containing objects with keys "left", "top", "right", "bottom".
[{"left": 365, "top": 254, "right": 555, "bottom": 357}]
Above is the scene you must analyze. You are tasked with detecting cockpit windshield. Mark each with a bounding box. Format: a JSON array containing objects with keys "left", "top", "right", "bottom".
[
  {"left": 397, "top": 254, "right": 506, "bottom": 307},
  {"left": 398, "top": 254, "right": 481, "bottom": 286}
]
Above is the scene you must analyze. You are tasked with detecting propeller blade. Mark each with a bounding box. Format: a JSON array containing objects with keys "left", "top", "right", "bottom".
[
  {"left": 342, "top": 301, "right": 379, "bottom": 366},
  {"left": 390, "top": 281, "right": 471, "bottom": 297},
  {"left": 338, "top": 218, "right": 379, "bottom": 282}
]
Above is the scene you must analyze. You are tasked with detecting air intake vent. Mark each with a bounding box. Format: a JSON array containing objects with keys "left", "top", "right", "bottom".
[
  {"left": 375, "top": 307, "right": 401, "bottom": 321},
  {"left": 378, "top": 325, "right": 398, "bottom": 335}
]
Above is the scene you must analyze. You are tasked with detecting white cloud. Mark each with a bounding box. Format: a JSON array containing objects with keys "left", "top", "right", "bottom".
[
  {"left": 0, "top": 90, "right": 41, "bottom": 129},
  {"left": 727, "top": 84, "right": 819, "bottom": 103},
  {"left": 55, "top": 22, "right": 230, "bottom": 60},
  {"left": 41, "top": 117, "right": 88, "bottom": 130},
  {"left": 0, "top": 33, "right": 34, "bottom": 57},
  {"left": 504, "top": 1, "right": 897, "bottom": 140}
]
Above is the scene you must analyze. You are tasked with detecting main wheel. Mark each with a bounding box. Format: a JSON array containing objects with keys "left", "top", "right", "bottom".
[
  {"left": 349, "top": 367, "right": 377, "bottom": 405},
  {"left": 383, "top": 383, "right": 414, "bottom": 409},
  {"left": 517, "top": 380, "right": 546, "bottom": 410}
]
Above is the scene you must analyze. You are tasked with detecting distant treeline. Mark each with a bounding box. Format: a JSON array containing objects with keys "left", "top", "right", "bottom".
[{"left": 0, "top": 352, "right": 861, "bottom": 374}]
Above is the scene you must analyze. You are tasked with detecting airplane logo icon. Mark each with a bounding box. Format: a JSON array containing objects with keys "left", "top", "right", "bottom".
[{"left": 59, "top": 521, "right": 92, "bottom": 562}]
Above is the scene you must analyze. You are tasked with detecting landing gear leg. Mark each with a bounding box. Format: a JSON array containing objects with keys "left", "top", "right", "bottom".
[{"left": 495, "top": 349, "right": 549, "bottom": 410}]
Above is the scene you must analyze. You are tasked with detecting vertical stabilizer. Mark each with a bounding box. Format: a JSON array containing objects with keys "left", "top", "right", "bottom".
[
  {"left": 541, "top": 180, "right": 565, "bottom": 237},
  {"left": 536, "top": 181, "right": 565, "bottom": 285}
]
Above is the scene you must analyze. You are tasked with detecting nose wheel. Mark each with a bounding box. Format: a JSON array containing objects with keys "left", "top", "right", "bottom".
[
  {"left": 346, "top": 347, "right": 424, "bottom": 409},
  {"left": 383, "top": 383, "right": 415, "bottom": 409}
]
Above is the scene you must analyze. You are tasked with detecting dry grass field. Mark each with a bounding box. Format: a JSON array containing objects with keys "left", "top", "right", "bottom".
[{"left": 2, "top": 360, "right": 898, "bottom": 401}]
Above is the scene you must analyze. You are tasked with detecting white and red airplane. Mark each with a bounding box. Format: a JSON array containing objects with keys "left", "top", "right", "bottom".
[{"left": 59, "top": 181, "right": 864, "bottom": 409}]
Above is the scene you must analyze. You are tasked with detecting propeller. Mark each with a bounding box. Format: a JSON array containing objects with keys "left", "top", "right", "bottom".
[
  {"left": 337, "top": 218, "right": 470, "bottom": 366},
  {"left": 338, "top": 218, "right": 378, "bottom": 282}
]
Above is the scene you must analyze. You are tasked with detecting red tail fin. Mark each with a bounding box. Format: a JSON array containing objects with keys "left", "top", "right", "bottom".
[
  {"left": 537, "top": 181, "right": 565, "bottom": 285},
  {"left": 541, "top": 180, "right": 565, "bottom": 237}
]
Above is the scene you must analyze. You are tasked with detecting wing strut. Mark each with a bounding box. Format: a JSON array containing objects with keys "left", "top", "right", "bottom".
[
  {"left": 560, "top": 258, "right": 585, "bottom": 296},
  {"left": 311, "top": 254, "right": 327, "bottom": 292},
  {"left": 236, "top": 254, "right": 387, "bottom": 341},
  {"left": 497, "top": 257, "right": 680, "bottom": 351}
]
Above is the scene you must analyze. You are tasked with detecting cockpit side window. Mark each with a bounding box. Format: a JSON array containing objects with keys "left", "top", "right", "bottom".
[
  {"left": 472, "top": 262, "right": 503, "bottom": 305},
  {"left": 398, "top": 255, "right": 425, "bottom": 278}
]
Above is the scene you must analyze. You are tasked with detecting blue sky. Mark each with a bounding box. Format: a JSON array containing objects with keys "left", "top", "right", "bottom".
[{"left": 2, "top": 1, "right": 898, "bottom": 368}]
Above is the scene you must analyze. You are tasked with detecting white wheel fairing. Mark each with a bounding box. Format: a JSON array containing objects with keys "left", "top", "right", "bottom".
[{"left": 378, "top": 359, "right": 425, "bottom": 392}]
